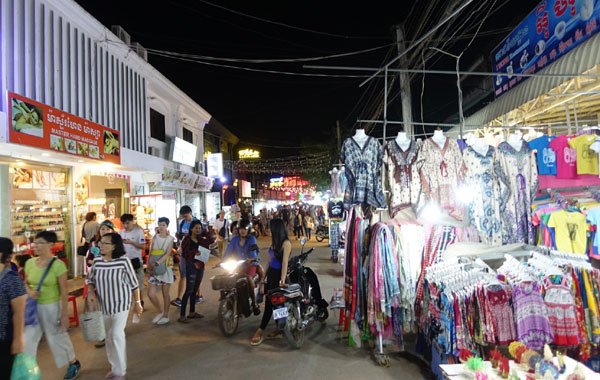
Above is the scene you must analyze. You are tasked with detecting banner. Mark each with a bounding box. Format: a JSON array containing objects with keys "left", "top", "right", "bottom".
[
  {"left": 491, "top": 0, "right": 600, "bottom": 97},
  {"left": 8, "top": 92, "right": 121, "bottom": 164},
  {"left": 150, "top": 167, "right": 214, "bottom": 192}
]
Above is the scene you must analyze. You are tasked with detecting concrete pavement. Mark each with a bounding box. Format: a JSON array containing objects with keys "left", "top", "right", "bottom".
[{"left": 37, "top": 236, "right": 434, "bottom": 380}]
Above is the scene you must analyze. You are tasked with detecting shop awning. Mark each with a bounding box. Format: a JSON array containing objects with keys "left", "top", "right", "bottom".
[{"left": 456, "top": 32, "right": 600, "bottom": 131}]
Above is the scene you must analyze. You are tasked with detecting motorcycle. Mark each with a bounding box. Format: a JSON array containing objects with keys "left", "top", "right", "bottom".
[
  {"left": 315, "top": 224, "right": 328, "bottom": 242},
  {"left": 211, "top": 258, "right": 260, "bottom": 337},
  {"left": 269, "top": 238, "right": 329, "bottom": 348}
]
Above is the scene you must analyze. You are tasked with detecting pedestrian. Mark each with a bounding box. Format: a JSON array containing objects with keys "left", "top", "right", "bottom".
[
  {"left": 87, "top": 232, "right": 143, "bottom": 380},
  {"left": 171, "top": 206, "right": 198, "bottom": 308},
  {"left": 24, "top": 231, "right": 81, "bottom": 380},
  {"left": 178, "top": 220, "right": 214, "bottom": 323},
  {"left": 119, "top": 214, "right": 146, "bottom": 307},
  {"left": 250, "top": 218, "right": 292, "bottom": 346},
  {"left": 213, "top": 210, "right": 229, "bottom": 258},
  {"left": 200, "top": 213, "right": 209, "bottom": 231},
  {"left": 147, "top": 217, "right": 175, "bottom": 325},
  {"left": 293, "top": 209, "right": 303, "bottom": 240},
  {"left": 0, "top": 237, "right": 27, "bottom": 378},
  {"left": 305, "top": 214, "right": 314, "bottom": 240}
]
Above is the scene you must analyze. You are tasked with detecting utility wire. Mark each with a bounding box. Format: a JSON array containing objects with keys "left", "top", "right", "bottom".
[{"left": 195, "top": 0, "right": 389, "bottom": 40}]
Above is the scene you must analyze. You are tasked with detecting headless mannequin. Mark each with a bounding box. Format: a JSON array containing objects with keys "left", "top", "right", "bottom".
[
  {"left": 395, "top": 132, "right": 411, "bottom": 152},
  {"left": 507, "top": 131, "right": 523, "bottom": 152},
  {"left": 471, "top": 137, "right": 490, "bottom": 156},
  {"left": 431, "top": 129, "right": 446, "bottom": 148},
  {"left": 352, "top": 129, "right": 369, "bottom": 149}
]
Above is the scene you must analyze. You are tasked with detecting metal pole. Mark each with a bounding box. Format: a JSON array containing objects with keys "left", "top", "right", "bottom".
[{"left": 383, "top": 67, "right": 388, "bottom": 143}]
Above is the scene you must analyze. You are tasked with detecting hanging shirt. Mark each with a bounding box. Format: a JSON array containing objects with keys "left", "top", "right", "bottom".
[
  {"left": 528, "top": 135, "right": 557, "bottom": 175},
  {"left": 340, "top": 137, "right": 386, "bottom": 208},
  {"left": 547, "top": 210, "right": 588, "bottom": 254},
  {"left": 548, "top": 135, "right": 577, "bottom": 179},
  {"left": 383, "top": 139, "right": 424, "bottom": 215},
  {"left": 328, "top": 200, "right": 344, "bottom": 219},
  {"left": 569, "top": 134, "right": 599, "bottom": 175}
]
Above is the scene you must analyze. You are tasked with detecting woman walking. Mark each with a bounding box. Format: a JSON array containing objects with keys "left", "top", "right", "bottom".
[
  {"left": 147, "top": 217, "right": 174, "bottom": 325},
  {"left": 87, "top": 233, "right": 143, "bottom": 380},
  {"left": 178, "top": 220, "right": 214, "bottom": 323},
  {"left": 0, "top": 237, "right": 27, "bottom": 378},
  {"left": 250, "top": 218, "right": 291, "bottom": 345},
  {"left": 24, "top": 231, "right": 81, "bottom": 380}
]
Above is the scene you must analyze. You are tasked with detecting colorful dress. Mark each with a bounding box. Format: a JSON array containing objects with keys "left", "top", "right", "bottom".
[
  {"left": 486, "top": 284, "right": 517, "bottom": 345},
  {"left": 497, "top": 141, "right": 538, "bottom": 245},
  {"left": 512, "top": 281, "right": 553, "bottom": 350},
  {"left": 462, "top": 146, "right": 510, "bottom": 246},
  {"left": 543, "top": 275, "right": 579, "bottom": 346},
  {"left": 341, "top": 137, "right": 386, "bottom": 208},
  {"left": 383, "top": 140, "right": 424, "bottom": 216}
]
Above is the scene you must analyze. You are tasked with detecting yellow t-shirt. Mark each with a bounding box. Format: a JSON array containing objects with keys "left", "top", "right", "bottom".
[
  {"left": 547, "top": 210, "right": 588, "bottom": 254},
  {"left": 569, "top": 135, "right": 599, "bottom": 175}
]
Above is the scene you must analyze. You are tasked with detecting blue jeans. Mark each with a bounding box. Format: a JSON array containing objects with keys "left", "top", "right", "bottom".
[{"left": 180, "top": 263, "right": 204, "bottom": 317}]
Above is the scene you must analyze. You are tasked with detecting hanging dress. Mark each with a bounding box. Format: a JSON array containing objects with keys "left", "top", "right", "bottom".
[
  {"left": 543, "top": 275, "right": 579, "bottom": 346},
  {"left": 341, "top": 137, "right": 386, "bottom": 208},
  {"left": 512, "top": 281, "right": 553, "bottom": 350},
  {"left": 383, "top": 139, "right": 424, "bottom": 216}
]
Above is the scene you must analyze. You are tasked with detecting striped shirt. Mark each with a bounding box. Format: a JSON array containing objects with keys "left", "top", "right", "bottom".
[{"left": 88, "top": 257, "right": 139, "bottom": 315}]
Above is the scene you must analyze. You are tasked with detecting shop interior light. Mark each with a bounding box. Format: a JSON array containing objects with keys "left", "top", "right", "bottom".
[
  {"left": 41, "top": 152, "right": 51, "bottom": 157},
  {"left": 420, "top": 202, "right": 442, "bottom": 223},
  {"left": 86, "top": 198, "right": 107, "bottom": 205}
]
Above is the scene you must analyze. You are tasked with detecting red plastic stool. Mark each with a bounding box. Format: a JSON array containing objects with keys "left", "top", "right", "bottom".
[{"left": 68, "top": 295, "right": 79, "bottom": 327}]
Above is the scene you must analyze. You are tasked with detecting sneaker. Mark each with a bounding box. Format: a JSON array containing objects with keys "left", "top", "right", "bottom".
[
  {"left": 157, "top": 317, "right": 170, "bottom": 325},
  {"left": 171, "top": 298, "right": 182, "bottom": 307},
  {"left": 64, "top": 360, "right": 81, "bottom": 380},
  {"left": 94, "top": 339, "right": 106, "bottom": 348},
  {"left": 152, "top": 314, "right": 163, "bottom": 324},
  {"left": 195, "top": 295, "right": 204, "bottom": 304}
]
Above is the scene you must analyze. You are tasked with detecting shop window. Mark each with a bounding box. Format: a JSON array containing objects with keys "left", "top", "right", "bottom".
[
  {"left": 150, "top": 108, "right": 166, "bottom": 142},
  {"left": 183, "top": 127, "right": 193, "bottom": 144}
]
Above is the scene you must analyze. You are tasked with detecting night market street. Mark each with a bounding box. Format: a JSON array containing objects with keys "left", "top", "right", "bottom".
[{"left": 37, "top": 237, "right": 432, "bottom": 380}]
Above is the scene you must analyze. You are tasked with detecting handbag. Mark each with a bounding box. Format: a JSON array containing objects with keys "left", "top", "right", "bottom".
[
  {"left": 148, "top": 238, "right": 170, "bottom": 276},
  {"left": 25, "top": 257, "right": 56, "bottom": 326},
  {"left": 81, "top": 297, "right": 105, "bottom": 342},
  {"left": 77, "top": 222, "right": 89, "bottom": 256},
  {"left": 10, "top": 353, "right": 40, "bottom": 380},
  {"left": 218, "top": 220, "right": 227, "bottom": 238}
]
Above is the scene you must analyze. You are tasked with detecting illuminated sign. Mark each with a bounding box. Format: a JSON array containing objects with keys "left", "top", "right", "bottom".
[
  {"left": 269, "top": 177, "right": 284, "bottom": 188},
  {"left": 171, "top": 137, "right": 197, "bottom": 167},
  {"left": 238, "top": 149, "right": 260, "bottom": 159},
  {"left": 206, "top": 153, "right": 223, "bottom": 179},
  {"left": 203, "top": 150, "right": 212, "bottom": 161}
]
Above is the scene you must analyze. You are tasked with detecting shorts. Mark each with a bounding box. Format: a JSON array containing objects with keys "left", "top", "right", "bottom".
[
  {"left": 179, "top": 258, "right": 187, "bottom": 277},
  {"left": 245, "top": 265, "right": 257, "bottom": 277}
]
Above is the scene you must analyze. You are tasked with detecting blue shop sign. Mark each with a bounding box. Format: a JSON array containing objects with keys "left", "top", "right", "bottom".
[{"left": 491, "top": 0, "right": 600, "bottom": 97}]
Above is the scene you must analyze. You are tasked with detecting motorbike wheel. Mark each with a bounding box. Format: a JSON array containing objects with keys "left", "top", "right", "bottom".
[
  {"left": 218, "top": 297, "right": 239, "bottom": 337},
  {"left": 283, "top": 303, "right": 305, "bottom": 349},
  {"left": 315, "top": 234, "right": 325, "bottom": 242}
]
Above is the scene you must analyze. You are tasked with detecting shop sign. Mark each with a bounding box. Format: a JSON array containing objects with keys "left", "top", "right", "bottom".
[
  {"left": 269, "top": 176, "right": 284, "bottom": 188},
  {"left": 151, "top": 167, "right": 214, "bottom": 192},
  {"left": 206, "top": 153, "right": 223, "bottom": 179},
  {"left": 241, "top": 180, "right": 252, "bottom": 198},
  {"left": 171, "top": 137, "right": 197, "bottom": 167},
  {"left": 491, "top": 0, "right": 600, "bottom": 97},
  {"left": 8, "top": 92, "right": 121, "bottom": 164},
  {"left": 238, "top": 149, "right": 260, "bottom": 159}
]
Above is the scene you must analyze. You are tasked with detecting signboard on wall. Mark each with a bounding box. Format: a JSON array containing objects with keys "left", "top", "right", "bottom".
[
  {"left": 8, "top": 92, "right": 121, "bottom": 163},
  {"left": 241, "top": 180, "right": 251, "bottom": 198},
  {"left": 206, "top": 153, "right": 223, "bottom": 179},
  {"left": 491, "top": 0, "right": 600, "bottom": 97},
  {"left": 170, "top": 137, "right": 197, "bottom": 167}
]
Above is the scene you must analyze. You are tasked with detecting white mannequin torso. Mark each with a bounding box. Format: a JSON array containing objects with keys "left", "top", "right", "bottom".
[
  {"left": 352, "top": 129, "right": 369, "bottom": 149},
  {"left": 507, "top": 132, "right": 523, "bottom": 152},
  {"left": 395, "top": 132, "right": 411, "bottom": 152},
  {"left": 432, "top": 129, "right": 446, "bottom": 148},
  {"left": 471, "top": 137, "right": 489, "bottom": 156}
]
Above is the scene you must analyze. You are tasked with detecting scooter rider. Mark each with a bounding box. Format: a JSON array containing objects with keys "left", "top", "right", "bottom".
[{"left": 223, "top": 219, "right": 264, "bottom": 315}]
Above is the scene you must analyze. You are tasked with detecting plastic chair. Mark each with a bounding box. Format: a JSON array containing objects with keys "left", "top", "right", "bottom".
[{"left": 68, "top": 295, "right": 79, "bottom": 327}]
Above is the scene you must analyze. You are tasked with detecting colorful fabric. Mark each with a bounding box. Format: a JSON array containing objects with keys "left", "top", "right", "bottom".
[
  {"left": 512, "top": 281, "right": 553, "bottom": 350},
  {"left": 383, "top": 139, "right": 424, "bottom": 215},
  {"left": 543, "top": 275, "right": 579, "bottom": 346}
]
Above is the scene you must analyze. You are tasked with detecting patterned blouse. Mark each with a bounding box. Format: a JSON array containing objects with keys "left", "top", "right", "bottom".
[
  {"left": 383, "top": 139, "right": 424, "bottom": 216},
  {"left": 341, "top": 137, "right": 386, "bottom": 208}
]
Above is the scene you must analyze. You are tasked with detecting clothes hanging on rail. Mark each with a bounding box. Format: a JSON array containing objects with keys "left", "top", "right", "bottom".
[
  {"left": 419, "top": 138, "right": 465, "bottom": 221},
  {"left": 528, "top": 134, "right": 557, "bottom": 175},
  {"left": 462, "top": 146, "right": 510, "bottom": 246},
  {"left": 549, "top": 135, "right": 578, "bottom": 179},
  {"left": 569, "top": 134, "right": 599, "bottom": 175},
  {"left": 383, "top": 139, "right": 424, "bottom": 216},
  {"left": 340, "top": 137, "right": 386, "bottom": 208},
  {"left": 329, "top": 168, "right": 342, "bottom": 198},
  {"left": 497, "top": 140, "right": 538, "bottom": 245}
]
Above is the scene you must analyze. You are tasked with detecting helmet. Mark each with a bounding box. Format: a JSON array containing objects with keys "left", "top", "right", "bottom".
[{"left": 238, "top": 218, "right": 251, "bottom": 230}]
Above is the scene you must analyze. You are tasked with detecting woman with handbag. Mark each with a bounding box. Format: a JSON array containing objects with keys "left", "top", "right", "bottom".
[
  {"left": 87, "top": 232, "right": 143, "bottom": 380},
  {"left": 0, "top": 237, "right": 27, "bottom": 378},
  {"left": 178, "top": 220, "right": 214, "bottom": 323},
  {"left": 147, "top": 217, "right": 175, "bottom": 325},
  {"left": 24, "top": 231, "right": 81, "bottom": 380}
]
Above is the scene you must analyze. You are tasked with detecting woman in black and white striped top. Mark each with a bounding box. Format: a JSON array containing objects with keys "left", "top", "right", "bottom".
[{"left": 87, "top": 232, "right": 142, "bottom": 380}]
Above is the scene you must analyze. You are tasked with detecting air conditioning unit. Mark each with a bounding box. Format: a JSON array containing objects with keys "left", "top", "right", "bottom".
[
  {"left": 110, "top": 25, "right": 131, "bottom": 46},
  {"left": 132, "top": 42, "right": 148, "bottom": 61},
  {"left": 148, "top": 146, "right": 161, "bottom": 158}
]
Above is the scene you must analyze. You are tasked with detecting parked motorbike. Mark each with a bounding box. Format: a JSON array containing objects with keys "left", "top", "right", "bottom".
[
  {"left": 315, "top": 224, "right": 328, "bottom": 242},
  {"left": 211, "top": 258, "right": 260, "bottom": 337},
  {"left": 269, "top": 238, "right": 329, "bottom": 348}
]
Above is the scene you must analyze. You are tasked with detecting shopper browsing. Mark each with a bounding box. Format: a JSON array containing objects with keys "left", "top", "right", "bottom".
[
  {"left": 119, "top": 214, "right": 146, "bottom": 306},
  {"left": 24, "top": 231, "right": 81, "bottom": 380},
  {"left": 0, "top": 237, "right": 27, "bottom": 378},
  {"left": 87, "top": 233, "right": 142, "bottom": 380},
  {"left": 147, "top": 217, "right": 175, "bottom": 325}
]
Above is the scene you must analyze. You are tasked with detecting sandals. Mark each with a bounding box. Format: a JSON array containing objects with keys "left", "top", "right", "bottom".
[
  {"left": 266, "top": 330, "right": 282, "bottom": 339},
  {"left": 177, "top": 316, "right": 190, "bottom": 324},
  {"left": 187, "top": 312, "right": 204, "bottom": 319},
  {"left": 250, "top": 334, "right": 264, "bottom": 346}
]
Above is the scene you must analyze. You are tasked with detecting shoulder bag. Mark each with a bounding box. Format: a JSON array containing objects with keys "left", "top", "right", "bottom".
[
  {"left": 25, "top": 257, "right": 57, "bottom": 326},
  {"left": 148, "top": 237, "right": 171, "bottom": 276},
  {"left": 77, "top": 222, "right": 89, "bottom": 256}
]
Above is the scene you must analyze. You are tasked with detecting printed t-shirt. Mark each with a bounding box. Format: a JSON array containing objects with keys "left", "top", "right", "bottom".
[
  {"left": 547, "top": 210, "right": 588, "bottom": 254},
  {"left": 528, "top": 135, "right": 556, "bottom": 175},
  {"left": 120, "top": 227, "right": 145, "bottom": 260},
  {"left": 569, "top": 134, "right": 599, "bottom": 175},
  {"left": 548, "top": 135, "right": 577, "bottom": 179},
  {"left": 25, "top": 257, "right": 68, "bottom": 304}
]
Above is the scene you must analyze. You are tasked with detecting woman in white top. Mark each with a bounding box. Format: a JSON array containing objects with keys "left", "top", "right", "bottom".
[{"left": 147, "top": 217, "right": 175, "bottom": 325}]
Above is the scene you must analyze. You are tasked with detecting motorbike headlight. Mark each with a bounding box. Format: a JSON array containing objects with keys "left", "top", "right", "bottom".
[{"left": 221, "top": 260, "right": 242, "bottom": 272}]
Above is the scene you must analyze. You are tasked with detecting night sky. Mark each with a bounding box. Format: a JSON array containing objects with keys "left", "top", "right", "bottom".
[{"left": 75, "top": 0, "right": 537, "bottom": 158}]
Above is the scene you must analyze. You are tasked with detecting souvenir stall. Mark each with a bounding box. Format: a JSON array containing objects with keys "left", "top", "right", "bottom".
[{"left": 334, "top": 123, "right": 600, "bottom": 378}]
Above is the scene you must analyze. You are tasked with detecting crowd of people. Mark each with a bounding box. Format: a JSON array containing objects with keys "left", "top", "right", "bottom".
[{"left": 0, "top": 201, "right": 330, "bottom": 379}]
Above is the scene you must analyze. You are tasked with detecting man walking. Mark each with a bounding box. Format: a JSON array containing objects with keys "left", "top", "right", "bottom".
[
  {"left": 213, "top": 210, "right": 229, "bottom": 258},
  {"left": 119, "top": 214, "right": 146, "bottom": 306}
]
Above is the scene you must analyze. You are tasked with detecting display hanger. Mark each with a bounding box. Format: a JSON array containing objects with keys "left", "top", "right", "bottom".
[
  {"left": 395, "top": 131, "right": 411, "bottom": 152},
  {"left": 431, "top": 129, "right": 446, "bottom": 148},
  {"left": 507, "top": 131, "right": 523, "bottom": 151},
  {"left": 352, "top": 128, "right": 369, "bottom": 149},
  {"left": 470, "top": 137, "right": 490, "bottom": 156}
]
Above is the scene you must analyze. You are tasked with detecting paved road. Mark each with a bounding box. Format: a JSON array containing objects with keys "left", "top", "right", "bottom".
[{"left": 38, "top": 236, "right": 433, "bottom": 380}]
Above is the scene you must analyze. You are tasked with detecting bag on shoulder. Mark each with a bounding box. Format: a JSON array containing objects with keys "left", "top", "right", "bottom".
[
  {"left": 25, "top": 257, "right": 56, "bottom": 326},
  {"left": 148, "top": 238, "right": 170, "bottom": 276},
  {"left": 77, "top": 222, "right": 89, "bottom": 256},
  {"left": 218, "top": 221, "right": 227, "bottom": 238}
]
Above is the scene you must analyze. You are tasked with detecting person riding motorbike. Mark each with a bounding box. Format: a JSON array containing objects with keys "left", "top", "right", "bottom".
[{"left": 223, "top": 219, "right": 264, "bottom": 315}]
